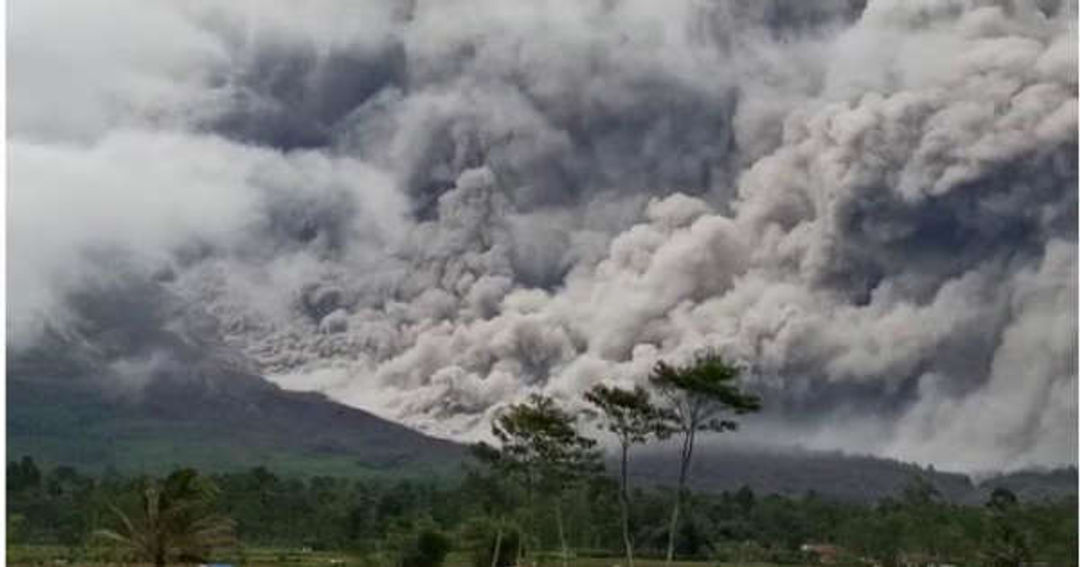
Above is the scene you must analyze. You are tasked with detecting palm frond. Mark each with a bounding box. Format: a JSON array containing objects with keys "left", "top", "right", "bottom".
[{"left": 97, "top": 473, "right": 236, "bottom": 566}]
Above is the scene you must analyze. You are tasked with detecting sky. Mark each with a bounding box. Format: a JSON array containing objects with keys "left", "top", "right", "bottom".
[{"left": 7, "top": 0, "right": 1078, "bottom": 473}]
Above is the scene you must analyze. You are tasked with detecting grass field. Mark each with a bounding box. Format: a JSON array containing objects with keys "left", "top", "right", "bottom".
[{"left": 6, "top": 545, "right": 788, "bottom": 567}]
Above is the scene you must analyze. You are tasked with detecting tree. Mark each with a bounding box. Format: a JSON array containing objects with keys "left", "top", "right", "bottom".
[
  {"left": 467, "top": 442, "right": 523, "bottom": 567},
  {"left": 487, "top": 394, "right": 601, "bottom": 567},
  {"left": 649, "top": 351, "right": 761, "bottom": 567},
  {"left": 584, "top": 384, "right": 672, "bottom": 567},
  {"left": 982, "top": 487, "right": 1032, "bottom": 567},
  {"left": 462, "top": 514, "right": 522, "bottom": 567},
  {"left": 986, "top": 487, "right": 1018, "bottom": 513},
  {"left": 391, "top": 520, "right": 452, "bottom": 567},
  {"left": 899, "top": 476, "right": 954, "bottom": 564},
  {"left": 8, "top": 456, "right": 42, "bottom": 492},
  {"left": 95, "top": 469, "right": 236, "bottom": 567}
]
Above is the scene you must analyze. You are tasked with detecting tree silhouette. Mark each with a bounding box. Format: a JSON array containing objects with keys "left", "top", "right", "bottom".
[
  {"left": 585, "top": 384, "right": 672, "bottom": 567},
  {"left": 649, "top": 351, "right": 761, "bottom": 567}
]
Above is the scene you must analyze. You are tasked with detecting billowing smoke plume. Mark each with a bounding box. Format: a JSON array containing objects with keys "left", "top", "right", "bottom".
[{"left": 9, "top": 0, "right": 1077, "bottom": 472}]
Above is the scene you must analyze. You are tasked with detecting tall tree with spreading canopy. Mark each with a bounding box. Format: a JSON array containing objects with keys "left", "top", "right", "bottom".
[
  {"left": 584, "top": 384, "right": 672, "bottom": 567},
  {"left": 95, "top": 469, "right": 235, "bottom": 567},
  {"left": 484, "top": 394, "right": 601, "bottom": 567},
  {"left": 650, "top": 351, "right": 761, "bottom": 567}
]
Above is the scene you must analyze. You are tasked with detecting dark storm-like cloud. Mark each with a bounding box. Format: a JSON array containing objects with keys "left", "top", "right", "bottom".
[{"left": 8, "top": 0, "right": 1077, "bottom": 472}]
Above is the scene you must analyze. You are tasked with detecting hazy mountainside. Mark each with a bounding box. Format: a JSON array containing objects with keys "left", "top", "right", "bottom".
[
  {"left": 9, "top": 366, "right": 467, "bottom": 476},
  {"left": 977, "top": 467, "right": 1080, "bottom": 502},
  {"left": 632, "top": 447, "right": 972, "bottom": 502},
  {"left": 8, "top": 370, "right": 463, "bottom": 477},
  {"left": 6, "top": 279, "right": 464, "bottom": 476},
  {"left": 630, "top": 448, "right": 1076, "bottom": 504},
  {"left": 9, "top": 329, "right": 1074, "bottom": 502}
]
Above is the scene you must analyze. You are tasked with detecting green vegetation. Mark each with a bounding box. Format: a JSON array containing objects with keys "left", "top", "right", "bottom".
[
  {"left": 6, "top": 456, "right": 1078, "bottom": 567},
  {"left": 481, "top": 394, "right": 603, "bottom": 567},
  {"left": 7, "top": 355, "right": 1078, "bottom": 567},
  {"left": 93, "top": 468, "right": 237, "bottom": 566},
  {"left": 7, "top": 368, "right": 463, "bottom": 478}
]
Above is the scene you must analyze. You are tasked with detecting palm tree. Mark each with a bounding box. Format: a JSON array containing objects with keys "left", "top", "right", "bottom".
[{"left": 96, "top": 469, "right": 236, "bottom": 567}]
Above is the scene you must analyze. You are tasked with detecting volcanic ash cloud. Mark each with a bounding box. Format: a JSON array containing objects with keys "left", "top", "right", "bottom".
[{"left": 7, "top": 0, "right": 1077, "bottom": 472}]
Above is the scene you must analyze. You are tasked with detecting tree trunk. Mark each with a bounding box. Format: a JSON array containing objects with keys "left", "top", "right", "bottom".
[
  {"left": 555, "top": 498, "right": 569, "bottom": 567},
  {"left": 490, "top": 526, "right": 503, "bottom": 567},
  {"left": 153, "top": 532, "right": 167, "bottom": 567},
  {"left": 619, "top": 441, "right": 634, "bottom": 567},
  {"left": 517, "top": 523, "right": 525, "bottom": 567},
  {"left": 665, "top": 428, "right": 695, "bottom": 567},
  {"left": 520, "top": 467, "right": 534, "bottom": 566}
]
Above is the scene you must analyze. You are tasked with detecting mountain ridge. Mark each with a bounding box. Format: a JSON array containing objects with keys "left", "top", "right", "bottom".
[
  {"left": 7, "top": 283, "right": 1073, "bottom": 499},
  {"left": 9, "top": 355, "right": 1074, "bottom": 503}
]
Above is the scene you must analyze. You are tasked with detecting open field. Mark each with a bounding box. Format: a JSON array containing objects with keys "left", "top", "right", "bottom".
[{"left": 7, "top": 546, "right": 785, "bottom": 567}]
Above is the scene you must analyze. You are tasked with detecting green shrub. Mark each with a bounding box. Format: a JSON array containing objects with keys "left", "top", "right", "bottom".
[{"left": 397, "top": 526, "right": 452, "bottom": 567}]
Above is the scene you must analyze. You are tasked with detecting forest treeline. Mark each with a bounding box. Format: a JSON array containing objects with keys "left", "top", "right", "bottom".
[
  {"left": 7, "top": 355, "right": 1078, "bottom": 567},
  {"left": 6, "top": 456, "right": 1077, "bottom": 567}
]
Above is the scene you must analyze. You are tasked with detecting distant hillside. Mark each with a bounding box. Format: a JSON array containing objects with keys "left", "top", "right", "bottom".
[
  {"left": 628, "top": 446, "right": 1075, "bottom": 504},
  {"left": 8, "top": 319, "right": 465, "bottom": 477},
  {"left": 976, "top": 467, "right": 1079, "bottom": 502},
  {"left": 10, "top": 357, "right": 1074, "bottom": 501},
  {"left": 8, "top": 277, "right": 466, "bottom": 477},
  {"left": 7, "top": 280, "right": 1074, "bottom": 498},
  {"left": 8, "top": 370, "right": 465, "bottom": 478},
  {"left": 9, "top": 328, "right": 1074, "bottom": 498}
]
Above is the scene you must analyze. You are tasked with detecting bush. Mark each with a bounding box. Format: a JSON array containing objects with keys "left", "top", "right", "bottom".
[{"left": 398, "top": 527, "right": 452, "bottom": 567}]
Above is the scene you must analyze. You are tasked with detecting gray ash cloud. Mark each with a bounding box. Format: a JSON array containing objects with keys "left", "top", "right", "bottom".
[{"left": 9, "top": 0, "right": 1077, "bottom": 472}]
